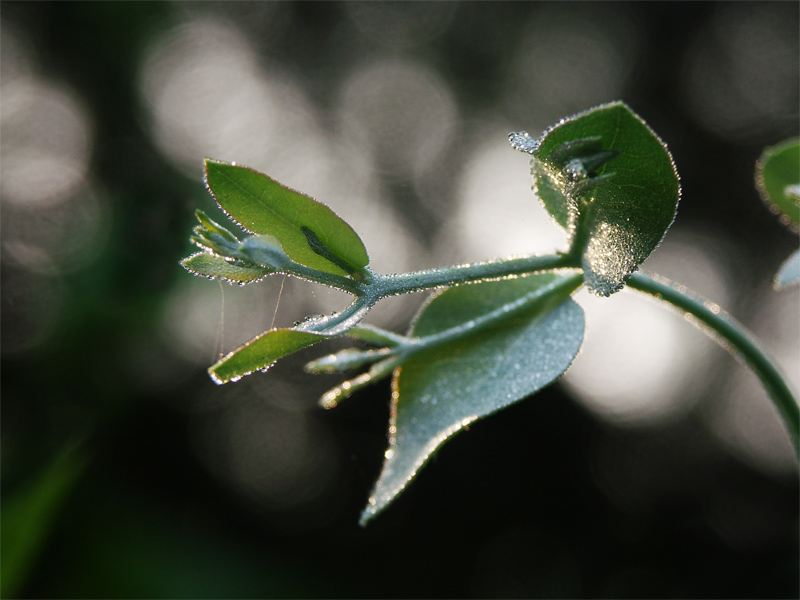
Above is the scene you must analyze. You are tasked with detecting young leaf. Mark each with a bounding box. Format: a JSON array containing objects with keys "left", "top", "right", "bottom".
[
  {"left": 204, "top": 159, "right": 370, "bottom": 276},
  {"left": 209, "top": 328, "right": 326, "bottom": 384},
  {"left": 361, "top": 274, "right": 585, "bottom": 524},
  {"left": 775, "top": 249, "right": 800, "bottom": 289},
  {"left": 756, "top": 138, "right": 800, "bottom": 232},
  {"left": 209, "top": 294, "right": 378, "bottom": 383},
  {"left": 181, "top": 252, "right": 274, "bottom": 284},
  {"left": 512, "top": 101, "right": 680, "bottom": 296}
]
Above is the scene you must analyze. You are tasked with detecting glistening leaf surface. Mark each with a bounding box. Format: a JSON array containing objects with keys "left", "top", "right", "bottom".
[
  {"left": 204, "top": 160, "right": 369, "bottom": 275},
  {"left": 528, "top": 102, "right": 680, "bottom": 296},
  {"left": 361, "top": 275, "right": 585, "bottom": 524},
  {"left": 756, "top": 138, "right": 800, "bottom": 232},
  {"left": 181, "top": 252, "right": 273, "bottom": 284},
  {"left": 209, "top": 328, "right": 325, "bottom": 384}
]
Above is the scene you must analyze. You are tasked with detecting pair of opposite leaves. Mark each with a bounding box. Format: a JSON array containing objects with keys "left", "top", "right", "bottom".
[{"left": 184, "top": 101, "right": 681, "bottom": 522}]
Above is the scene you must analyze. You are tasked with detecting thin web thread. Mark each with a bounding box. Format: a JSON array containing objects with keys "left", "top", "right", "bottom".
[{"left": 270, "top": 275, "right": 286, "bottom": 329}]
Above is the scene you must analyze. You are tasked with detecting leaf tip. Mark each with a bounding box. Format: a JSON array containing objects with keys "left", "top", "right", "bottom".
[{"left": 508, "top": 130, "right": 539, "bottom": 154}]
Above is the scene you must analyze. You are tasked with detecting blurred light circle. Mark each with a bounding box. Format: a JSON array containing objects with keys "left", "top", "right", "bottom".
[
  {"left": 140, "top": 18, "right": 281, "bottom": 173},
  {"left": 504, "top": 4, "right": 638, "bottom": 124},
  {"left": 1, "top": 24, "right": 36, "bottom": 84},
  {"left": 161, "top": 276, "right": 282, "bottom": 366},
  {"left": 3, "top": 183, "right": 110, "bottom": 272},
  {"left": 337, "top": 59, "right": 458, "bottom": 177},
  {"left": 1, "top": 79, "right": 92, "bottom": 209},
  {"left": 709, "top": 285, "right": 799, "bottom": 474},
  {"left": 562, "top": 230, "right": 734, "bottom": 427},
  {"left": 191, "top": 387, "right": 342, "bottom": 522},
  {"left": 449, "top": 130, "right": 567, "bottom": 261},
  {"left": 345, "top": 1, "right": 456, "bottom": 49},
  {"left": 1, "top": 245, "right": 66, "bottom": 355},
  {"left": 681, "top": 3, "right": 799, "bottom": 140}
]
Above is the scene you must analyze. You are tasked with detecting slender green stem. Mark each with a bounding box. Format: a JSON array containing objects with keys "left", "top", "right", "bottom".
[
  {"left": 274, "top": 262, "right": 366, "bottom": 296},
  {"left": 371, "top": 252, "right": 580, "bottom": 298},
  {"left": 298, "top": 292, "right": 379, "bottom": 336},
  {"left": 627, "top": 272, "right": 799, "bottom": 451}
]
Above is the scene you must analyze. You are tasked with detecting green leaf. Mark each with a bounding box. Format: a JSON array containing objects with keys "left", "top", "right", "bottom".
[
  {"left": 360, "top": 274, "right": 585, "bottom": 524},
  {"left": 209, "top": 328, "right": 326, "bottom": 384},
  {"left": 345, "top": 324, "right": 408, "bottom": 347},
  {"left": 513, "top": 102, "right": 680, "bottom": 296},
  {"left": 775, "top": 249, "right": 800, "bottom": 290},
  {"left": 316, "top": 357, "right": 401, "bottom": 410},
  {"left": 204, "top": 159, "right": 370, "bottom": 276},
  {"left": 208, "top": 294, "right": 377, "bottom": 383},
  {"left": 1, "top": 447, "right": 87, "bottom": 599},
  {"left": 756, "top": 138, "right": 800, "bottom": 232},
  {"left": 181, "top": 252, "right": 274, "bottom": 284}
]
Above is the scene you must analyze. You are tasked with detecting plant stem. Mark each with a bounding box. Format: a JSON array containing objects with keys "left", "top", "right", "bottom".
[
  {"left": 627, "top": 272, "right": 799, "bottom": 451},
  {"left": 372, "top": 252, "right": 580, "bottom": 298}
]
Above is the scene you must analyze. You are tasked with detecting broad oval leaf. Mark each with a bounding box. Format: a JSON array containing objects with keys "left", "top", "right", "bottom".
[
  {"left": 181, "top": 252, "right": 274, "bottom": 284},
  {"left": 514, "top": 102, "right": 680, "bottom": 296},
  {"left": 204, "top": 159, "right": 370, "bottom": 276},
  {"left": 360, "top": 274, "right": 585, "bottom": 524},
  {"left": 756, "top": 138, "right": 800, "bottom": 233},
  {"left": 209, "top": 328, "right": 326, "bottom": 384}
]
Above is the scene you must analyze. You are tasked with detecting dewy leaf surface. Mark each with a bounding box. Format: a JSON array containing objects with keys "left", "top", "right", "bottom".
[
  {"left": 209, "top": 328, "right": 326, "bottom": 384},
  {"left": 181, "top": 252, "right": 273, "bottom": 284},
  {"left": 204, "top": 160, "right": 370, "bottom": 276},
  {"left": 756, "top": 138, "right": 800, "bottom": 232},
  {"left": 525, "top": 102, "right": 680, "bottom": 296},
  {"left": 361, "top": 275, "right": 585, "bottom": 524}
]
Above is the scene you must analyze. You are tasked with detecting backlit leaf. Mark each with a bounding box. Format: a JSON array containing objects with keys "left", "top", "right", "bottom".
[
  {"left": 756, "top": 138, "right": 800, "bottom": 232},
  {"left": 204, "top": 159, "right": 370, "bottom": 276},
  {"left": 181, "top": 252, "right": 273, "bottom": 284},
  {"left": 361, "top": 274, "right": 585, "bottom": 524},
  {"left": 513, "top": 102, "right": 680, "bottom": 296},
  {"left": 209, "top": 328, "right": 326, "bottom": 384}
]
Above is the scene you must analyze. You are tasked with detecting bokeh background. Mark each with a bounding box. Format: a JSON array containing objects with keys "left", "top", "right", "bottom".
[{"left": 2, "top": 2, "right": 798, "bottom": 598}]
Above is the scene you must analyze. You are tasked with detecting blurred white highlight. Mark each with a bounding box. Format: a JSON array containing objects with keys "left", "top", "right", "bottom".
[{"left": 563, "top": 228, "right": 735, "bottom": 426}]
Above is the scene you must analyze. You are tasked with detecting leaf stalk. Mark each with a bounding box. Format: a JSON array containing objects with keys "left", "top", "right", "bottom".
[{"left": 627, "top": 272, "right": 799, "bottom": 452}]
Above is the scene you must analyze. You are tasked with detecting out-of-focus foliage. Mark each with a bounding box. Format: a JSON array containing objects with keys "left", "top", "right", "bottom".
[{"left": 755, "top": 138, "right": 800, "bottom": 288}]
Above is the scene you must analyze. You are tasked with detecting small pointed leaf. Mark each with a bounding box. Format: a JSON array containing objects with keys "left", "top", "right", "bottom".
[
  {"left": 209, "top": 328, "right": 326, "bottom": 384},
  {"left": 208, "top": 295, "right": 377, "bottom": 383},
  {"left": 756, "top": 138, "right": 800, "bottom": 232},
  {"left": 345, "top": 324, "right": 409, "bottom": 347},
  {"left": 361, "top": 274, "right": 585, "bottom": 524},
  {"left": 514, "top": 102, "right": 680, "bottom": 296},
  {"left": 181, "top": 252, "right": 274, "bottom": 284},
  {"left": 204, "top": 159, "right": 370, "bottom": 276}
]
